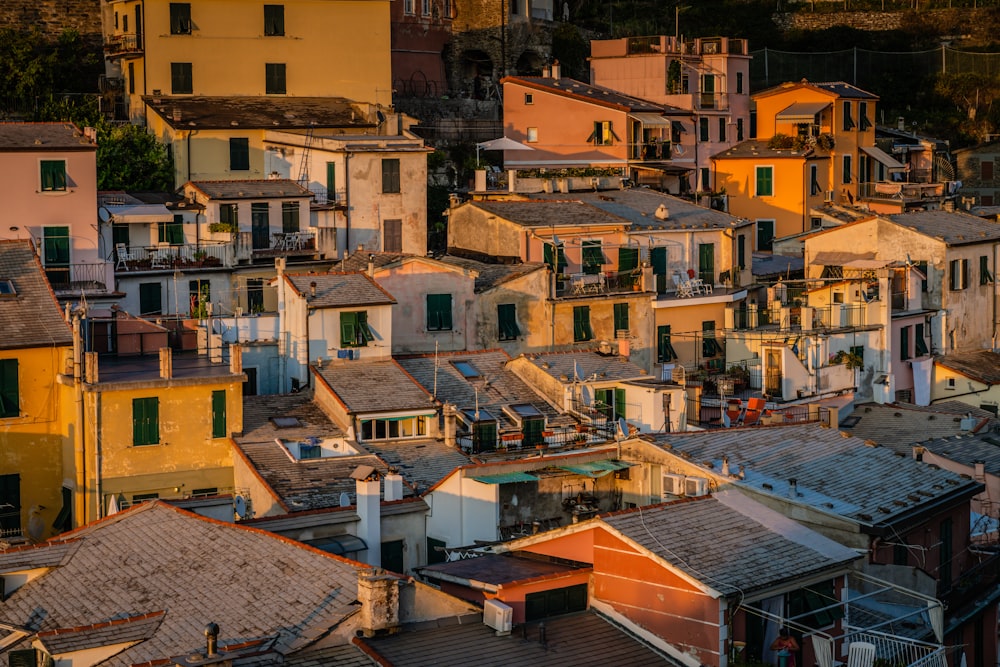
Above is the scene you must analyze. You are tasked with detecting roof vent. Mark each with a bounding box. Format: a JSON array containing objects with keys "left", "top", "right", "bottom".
[{"left": 654, "top": 204, "right": 670, "bottom": 220}]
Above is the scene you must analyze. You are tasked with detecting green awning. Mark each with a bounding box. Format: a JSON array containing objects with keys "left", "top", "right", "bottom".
[
  {"left": 471, "top": 472, "right": 539, "bottom": 484},
  {"left": 558, "top": 460, "right": 633, "bottom": 478}
]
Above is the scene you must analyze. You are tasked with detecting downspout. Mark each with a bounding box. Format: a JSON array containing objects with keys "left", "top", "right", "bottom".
[
  {"left": 72, "top": 314, "right": 86, "bottom": 525},
  {"left": 186, "top": 129, "right": 197, "bottom": 185},
  {"left": 344, "top": 151, "right": 351, "bottom": 258},
  {"left": 94, "top": 392, "right": 102, "bottom": 520}
]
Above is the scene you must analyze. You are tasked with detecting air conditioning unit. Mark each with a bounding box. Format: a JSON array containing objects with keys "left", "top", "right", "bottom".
[
  {"left": 824, "top": 190, "right": 834, "bottom": 203},
  {"left": 685, "top": 476, "right": 709, "bottom": 497},
  {"left": 483, "top": 599, "right": 513, "bottom": 635},
  {"left": 662, "top": 473, "right": 685, "bottom": 498}
]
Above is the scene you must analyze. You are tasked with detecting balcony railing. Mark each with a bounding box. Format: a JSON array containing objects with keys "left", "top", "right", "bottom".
[
  {"left": 49, "top": 263, "right": 112, "bottom": 293},
  {"left": 844, "top": 631, "right": 946, "bottom": 667},
  {"left": 629, "top": 141, "right": 672, "bottom": 161},
  {"left": 104, "top": 33, "right": 142, "bottom": 56},
  {"left": 116, "top": 243, "right": 229, "bottom": 273},
  {"left": 555, "top": 269, "right": 642, "bottom": 298},
  {"left": 858, "top": 181, "right": 946, "bottom": 201}
]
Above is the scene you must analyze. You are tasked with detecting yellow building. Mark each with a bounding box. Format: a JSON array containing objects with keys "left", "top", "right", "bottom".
[
  {"left": 71, "top": 315, "right": 244, "bottom": 524},
  {"left": 714, "top": 80, "right": 880, "bottom": 243},
  {"left": 0, "top": 241, "right": 75, "bottom": 542}
]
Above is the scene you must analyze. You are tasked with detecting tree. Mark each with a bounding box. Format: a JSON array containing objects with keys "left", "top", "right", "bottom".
[
  {"left": 934, "top": 72, "right": 1000, "bottom": 143},
  {"left": 96, "top": 123, "right": 174, "bottom": 191}
]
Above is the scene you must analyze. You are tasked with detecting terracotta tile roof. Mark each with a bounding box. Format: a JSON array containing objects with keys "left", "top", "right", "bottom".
[
  {"left": 648, "top": 424, "right": 981, "bottom": 529},
  {"left": 285, "top": 272, "right": 395, "bottom": 308},
  {"left": 0, "top": 502, "right": 363, "bottom": 666},
  {"left": 0, "top": 240, "right": 73, "bottom": 349},
  {"left": 435, "top": 256, "right": 547, "bottom": 292},
  {"left": 187, "top": 179, "right": 312, "bottom": 200},
  {"left": 144, "top": 96, "right": 371, "bottom": 130},
  {"left": 0, "top": 122, "right": 95, "bottom": 150},
  {"left": 315, "top": 359, "right": 434, "bottom": 414},
  {"left": 0, "top": 539, "right": 79, "bottom": 573}
]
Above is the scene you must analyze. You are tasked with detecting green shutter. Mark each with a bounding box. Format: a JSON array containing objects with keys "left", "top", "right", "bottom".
[
  {"left": 230, "top": 138, "right": 249, "bottom": 171},
  {"left": 427, "top": 294, "right": 452, "bottom": 331},
  {"left": 340, "top": 311, "right": 358, "bottom": 346},
  {"left": 0, "top": 360, "right": 18, "bottom": 418},
  {"left": 498, "top": 304, "right": 520, "bottom": 340},
  {"left": 43, "top": 226, "right": 70, "bottom": 266},
  {"left": 614, "top": 303, "right": 629, "bottom": 333},
  {"left": 326, "top": 162, "right": 336, "bottom": 199},
  {"left": 522, "top": 417, "right": 544, "bottom": 446},
  {"left": 614, "top": 388, "right": 626, "bottom": 421},
  {"left": 358, "top": 311, "right": 373, "bottom": 342},
  {"left": 40, "top": 160, "right": 66, "bottom": 191},
  {"left": 133, "top": 397, "right": 159, "bottom": 446},
  {"left": 139, "top": 283, "right": 162, "bottom": 315},
  {"left": 618, "top": 247, "right": 639, "bottom": 272},
  {"left": 266, "top": 63, "right": 286, "bottom": 94},
  {"left": 211, "top": 390, "right": 226, "bottom": 438},
  {"left": 756, "top": 168, "right": 773, "bottom": 196},
  {"left": 650, "top": 246, "right": 667, "bottom": 275},
  {"left": 9, "top": 649, "right": 37, "bottom": 667},
  {"left": 544, "top": 243, "right": 566, "bottom": 272},
  {"left": 573, "top": 306, "right": 592, "bottom": 342},
  {"left": 582, "top": 241, "right": 604, "bottom": 275},
  {"left": 698, "top": 243, "right": 715, "bottom": 284},
  {"left": 657, "top": 325, "right": 677, "bottom": 362}
]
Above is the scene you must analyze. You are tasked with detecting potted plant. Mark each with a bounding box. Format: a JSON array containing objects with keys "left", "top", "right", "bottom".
[{"left": 208, "top": 222, "right": 238, "bottom": 234}]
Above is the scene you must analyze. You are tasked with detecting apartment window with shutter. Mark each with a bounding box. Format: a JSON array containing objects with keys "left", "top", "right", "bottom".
[
  {"left": 810, "top": 164, "right": 821, "bottom": 196},
  {"left": 544, "top": 242, "right": 566, "bottom": 273},
  {"left": 220, "top": 203, "right": 238, "bottom": 225},
  {"left": 699, "top": 117, "right": 709, "bottom": 142},
  {"left": 900, "top": 325, "right": 911, "bottom": 360},
  {"left": 0, "top": 360, "right": 18, "bottom": 419},
  {"left": 592, "top": 121, "right": 614, "bottom": 146},
  {"left": 265, "top": 63, "right": 286, "bottom": 94},
  {"left": 170, "top": 3, "right": 191, "bottom": 34},
  {"left": 526, "top": 127, "right": 538, "bottom": 142},
  {"left": 657, "top": 326, "right": 677, "bottom": 362},
  {"left": 755, "top": 166, "right": 773, "bottom": 197},
  {"left": 326, "top": 162, "right": 336, "bottom": 201},
  {"left": 613, "top": 303, "right": 629, "bottom": 335},
  {"left": 229, "top": 138, "right": 249, "bottom": 171},
  {"left": 40, "top": 160, "right": 66, "bottom": 191},
  {"left": 859, "top": 101, "right": 871, "bottom": 130},
  {"left": 382, "top": 158, "right": 400, "bottom": 193},
  {"left": 384, "top": 219, "right": 402, "bottom": 252},
  {"left": 582, "top": 240, "right": 604, "bottom": 275},
  {"left": 404, "top": 0, "right": 414, "bottom": 13},
  {"left": 171, "top": 62, "right": 192, "bottom": 94},
  {"left": 426, "top": 294, "right": 452, "bottom": 331},
  {"left": 498, "top": 304, "right": 520, "bottom": 341},
  {"left": 983, "top": 161, "right": 994, "bottom": 181},
  {"left": 736, "top": 118, "right": 744, "bottom": 141},
  {"left": 702, "top": 320, "right": 722, "bottom": 357},
  {"left": 158, "top": 215, "right": 184, "bottom": 245},
  {"left": 524, "top": 93, "right": 533, "bottom": 104},
  {"left": 950, "top": 258, "right": 969, "bottom": 290},
  {"left": 915, "top": 323, "right": 929, "bottom": 356},
  {"left": 981, "top": 255, "right": 994, "bottom": 284},
  {"left": 843, "top": 154, "right": 852, "bottom": 184},
  {"left": 421, "top": 0, "right": 431, "bottom": 15},
  {"left": 843, "top": 101, "right": 855, "bottom": 130},
  {"left": 573, "top": 306, "right": 593, "bottom": 342},
  {"left": 211, "top": 390, "right": 226, "bottom": 438},
  {"left": 736, "top": 72, "right": 744, "bottom": 94},
  {"left": 132, "top": 397, "right": 160, "bottom": 446},
  {"left": 718, "top": 117, "right": 726, "bottom": 142},
  {"left": 281, "top": 202, "right": 299, "bottom": 233},
  {"left": 264, "top": 5, "right": 284, "bottom": 35},
  {"left": 139, "top": 283, "right": 162, "bottom": 315},
  {"left": 340, "top": 311, "right": 374, "bottom": 347}
]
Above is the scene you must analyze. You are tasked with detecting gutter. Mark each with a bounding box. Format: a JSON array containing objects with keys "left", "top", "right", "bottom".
[{"left": 868, "top": 482, "right": 984, "bottom": 538}]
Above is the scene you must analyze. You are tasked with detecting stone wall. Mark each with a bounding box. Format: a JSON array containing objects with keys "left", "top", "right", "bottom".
[
  {"left": 775, "top": 8, "right": 993, "bottom": 37},
  {"left": 0, "top": 0, "right": 103, "bottom": 43}
]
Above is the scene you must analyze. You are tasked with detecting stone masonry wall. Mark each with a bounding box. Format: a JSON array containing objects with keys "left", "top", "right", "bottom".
[{"left": 0, "top": 0, "right": 103, "bottom": 44}]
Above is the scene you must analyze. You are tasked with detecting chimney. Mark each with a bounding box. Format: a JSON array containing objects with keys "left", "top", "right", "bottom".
[
  {"left": 85, "top": 351, "right": 99, "bottom": 384},
  {"left": 204, "top": 623, "right": 219, "bottom": 657},
  {"left": 384, "top": 470, "right": 404, "bottom": 502},
  {"left": 357, "top": 569, "right": 400, "bottom": 637},
  {"left": 443, "top": 403, "right": 458, "bottom": 448},
  {"left": 310, "top": 281, "right": 317, "bottom": 298},
  {"left": 542, "top": 64, "right": 551, "bottom": 78},
  {"left": 352, "top": 465, "right": 382, "bottom": 567},
  {"left": 975, "top": 460, "right": 986, "bottom": 480},
  {"left": 551, "top": 60, "right": 561, "bottom": 79},
  {"left": 721, "top": 455, "right": 729, "bottom": 476},
  {"left": 368, "top": 254, "right": 375, "bottom": 278},
  {"left": 229, "top": 344, "right": 243, "bottom": 375},
  {"left": 159, "top": 347, "right": 173, "bottom": 379},
  {"left": 788, "top": 478, "right": 798, "bottom": 498},
  {"left": 654, "top": 204, "right": 670, "bottom": 220}
]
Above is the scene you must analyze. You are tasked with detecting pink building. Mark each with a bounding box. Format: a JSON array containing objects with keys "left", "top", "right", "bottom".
[{"left": 390, "top": 0, "right": 452, "bottom": 97}]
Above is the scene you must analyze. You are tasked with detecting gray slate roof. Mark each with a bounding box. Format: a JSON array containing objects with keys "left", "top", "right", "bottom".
[
  {"left": 842, "top": 402, "right": 996, "bottom": 454},
  {"left": 396, "top": 350, "right": 574, "bottom": 431},
  {"left": 713, "top": 139, "right": 829, "bottom": 160},
  {"left": 420, "top": 552, "right": 588, "bottom": 586},
  {"left": 531, "top": 189, "right": 752, "bottom": 231},
  {"left": 505, "top": 76, "right": 678, "bottom": 113},
  {"left": 285, "top": 272, "right": 396, "bottom": 308},
  {"left": 885, "top": 210, "right": 1000, "bottom": 246},
  {"left": 0, "top": 502, "right": 362, "bottom": 667},
  {"left": 145, "top": 96, "right": 371, "bottom": 130},
  {"left": 470, "top": 200, "right": 631, "bottom": 228},
  {"left": 284, "top": 642, "right": 374, "bottom": 667},
  {"left": 360, "top": 610, "right": 674, "bottom": 666},
  {"left": 0, "top": 539, "right": 78, "bottom": 574},
  {"left": 602, "top": 491, "right": 858, "bottom": 596},
  {"left": 436, "top": 255, "right": 547, "bottom": 292},
  {"left": 921, "top": 431, "right": 1000, "bottom": 474},
  {"left": 517, "top": 350, "right": 651, "bottom": 384},
  {"left": 0, "top": 240, "right": 74, "bottom": 349},
  {"left": 36, "top": 611, "right": 164, "bottom": 656},
  {"left": 316, "top": 359, "right": 434, "bottom": 414},
  {"left": 188, "top": 179, "right": 312, "bottom": 200},
  {"left": 0, "top": 122, "right": 95, "bottom": 150},
  {"left": 936, "top": 349, "right": 1000, "bottom": 384},
  {"left": 359, "top": 439, "right": 469, "bottom": 494},
  {"left": 647, "top": 423, "right": 981, "bottom": 529}
]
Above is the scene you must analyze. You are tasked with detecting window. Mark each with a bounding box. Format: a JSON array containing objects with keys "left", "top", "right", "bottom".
[
  {"left": 544, "top": 242, "right": 566, "bottom": 273},
  {"left": 325, "top": 162, "right": 336, "bottom": 201},
  {"left": 247, "top": 278, "right": 264, "bottom": 314},
  {"left": 810, "top": 164, "right": 821, "bottom": 196},
  {"left": 755, "top": 166, "right": 773, "bottom": 197},
  {"left": 281, "top": 201, "right": 299, "bottom": 234},
  {"left": 526, "top": 127, "right": 538, "bottom": 143},
  {"left": 384, "top": 219, "right": 402, "bottom": 252},
  {"left": 718, "top": 117, "right": 727, "bottom": 142},
  {"left": 900, "top": 325, "right": 911, "bottom": 361},
  {"left": 427, "top": 537, "right": 447, "bottom": 565},
  {"left": 984, "top": 195, "right": 995, "bottom": 206},
  {"left": 842, "top": 101, "right": 855, "bottom": 130},
  {"left": 702, "top": 320, "right": 722, "bottom": 357},
  {"left": 737, "top": 234, "right": 746, "bottom": 270},
  {"left": 671, "top": 120, "right": 684, "bottom": 144},
  {"left": 842, "top": 154, "right": 853, "bottom": 184},
  {"left": 618, "top": 246, "right": 639, "bottom": 272},
  {"left": 947, "top": 377, "right": 956, "bottom": 389},
  {"left": 736, "top": 118, "right": 744, "bottom": 141},
  {"left": 850, "top": 345, "right": 865, "bottom": 366},
  {"left": 211, "top": 390, "right": 226, "bottom": 438},
  {"left": 0, "top": 360, "right": 18, "bottom": 418},
  {"left": 421, "top": 0, "right": 430, "bottom": 14},
  {"left": 699, "top": 117, "right": 709, "bottom": 142},
  {"left": 510, "top": 0, "right": 518, "bottom": 15},
  {"left": 403, "top": 0, "right": 414, "bottom": 13},
  {"left": 657, "top": 326, "right": 677, "bottom": 362},
  {"left": 524, "top": 93, "right": 533, "bottom": 104},
  {"left": 592, "top": 121, "right": 614, "bottom": 146},
  {"left": 229, "top": 138, "right": 249, "bottom": 171},
  {"left": 859, "top": 101, "right": 871, "bottom": 130},
  {"left": 595, "top": 387, "right": 625, "bottom": 421},
  {"left": 613, "top": 302, "right": 630, "bottom": 335},
  {"left": 382, "top": 158, "right": 400, "bottom": 193},
  {"left": 916, "top": 260, "right": 928, "bottom": 292},
  {"left": 498, "top": 303, "right": 520, "bottom": 341},
  {"left": 981, "top": 255, "right": 994, "bottom": 285},
  {"left": 757, "top": 219, "right": 774, "bottom": 251},
  {"left": 982, "top": 161, "right": 994, "bottom": 181},
  {"left": 133, "top": 397, "right": 160, "bottom": 446},
  {"left": 340, "top": 311, "right": 374, "bottom": 347},
  {"left": 788, "top": 580, "right": 843, "bottom": 630},
  {"left": 950, "top": 258, "right": 969, "bottom": 290},
  {"left": 264, "top": 4, "right": 284, "bottom": 35},
  {"left": 158, "top": 215, "right": 184, "bottom": 245},
  {"left": 811, "top": 217, "right": 822, "bottom": 229},
  {"left": 170, "top": 3, "right": 191, "bottom": 33},
  {"left": 698, "top": 243, "right": 714, "bottom": 284},
  {"left": 361, "top": 415, "right": 427, "bottom": 441},
  {"left": 915, "top": 323, "right": 929, "bottom": 356},
  {"left": 573, "top": 306, "right": 593, "bottom": 342},
  {"left": 43, "top": 226, "right": 70, "bottom": 286},
  {"left": 220, "top": 203, "right": 238, "bottom": 226},
  {"left": 139, "top": 283, "right": 162, "bottom": 315},
  {"left": 426, "top": 294, "right": 452, "bottom": 331},
  {"left": 0, "top": 474, "right": 19, "bottom": 538},
  {"left": 189, "top": 279, "right": 210, "bottom": 317},
  {"left": 40, "top": 160, "right": 66, "bottom": 192},
  {"left": 700, "top": 168, "right": 710, "bottom": 191},
  {"left": 736, "top": 72, "right": 744, "bottom": 94},
  {"left": 582, "top": 240, "right": 604, "bottom": 275},
  {"left": 171, "top": 62, "right": 192, "bottom": 94},
  {"left": 525, "top": 584, "right": 588, "bottom": 621},
  {"left": 128, "top": 61, "right": 135, "bottom": 93},
  {"left": 442, "top": 0, "right": 451, "bottom": 18},
  {"left": 265, "top": 63, "right": 286, "bottom": 94}
]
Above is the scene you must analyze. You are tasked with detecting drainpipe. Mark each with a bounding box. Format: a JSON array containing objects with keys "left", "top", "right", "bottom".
[
  {"left": 72, "top": 313, "right": 86, "bottom": 525},
  {"left": 344, "top": 151, "right": 352, "bottom": 259},
  {"left": 94, "top": 391, "right": 102, "bottom": 520}
]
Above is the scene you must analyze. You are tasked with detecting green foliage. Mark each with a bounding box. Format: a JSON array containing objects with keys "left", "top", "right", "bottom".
[
  {"left": 96, "top": 123, "right": 174, "bottom": 191},
  {"left": 208, "top": 222, "right": 238, "bottom": 234},
  {"left": 551, "top": 23, "right": 589, "bottom": 81},
  {"left": 0, "top": 27, "right": 100, "bottom": 98}
]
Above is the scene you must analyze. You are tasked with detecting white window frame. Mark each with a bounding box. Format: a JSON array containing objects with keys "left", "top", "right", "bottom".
[{"left": 526, "top": 127, "right": 538, "bottom": 143}]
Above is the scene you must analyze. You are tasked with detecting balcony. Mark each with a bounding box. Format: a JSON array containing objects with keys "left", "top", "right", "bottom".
[
  {"left": 48, "top": 262, "right": 113, "bottom": 295},
  {"left": 629, "top": 141, "right": 673, "bottom": 161},
  {"left": 104, "top": 32, "right": 142, "bottom": 57},
  {"left": 555, "top": 269, "right": 642, "bottom": 298},
  {"left": 115, "top": 243, "right": 229, "bottom": 273},
  {"left": 858, "top": 180, "right": 946, "bottom": 202}
]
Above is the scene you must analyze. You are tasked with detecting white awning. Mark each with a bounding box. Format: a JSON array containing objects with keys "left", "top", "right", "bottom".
[
  {"left": 860, "top": 145, "right": 906, "bottom": 170},
  {"left": 775, "top": 101, "right": 830, "bottom": 123},
  {"left": 108, "top": 203, "right": 174, "bottom": 224},
  {"left": 629, "top": 112, "right": 672, "bottom": 127}
]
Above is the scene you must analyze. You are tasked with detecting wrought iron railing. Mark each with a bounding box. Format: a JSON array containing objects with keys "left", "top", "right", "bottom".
[{"left": 49, "top": 263, "right": 111, "bottom": 292}]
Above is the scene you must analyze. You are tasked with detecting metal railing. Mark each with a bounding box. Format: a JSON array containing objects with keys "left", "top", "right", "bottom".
[
  {"left": 116, "top": 243, "right": 229, "bottom": 272},
  {"left": 104, "top": 33, "right": 142, "bottom": 55},
  {"left": 843, "top": 630, "right": 946, "bottom": 667},
  {"left": 555, "top": 269, "right": 641, "bottom": 297},
  {"left": 456, "top": 423, "right": 612, "bottom": 453},
  {"left": 49, "top": 263, "right": 111, "bottom": 292}
]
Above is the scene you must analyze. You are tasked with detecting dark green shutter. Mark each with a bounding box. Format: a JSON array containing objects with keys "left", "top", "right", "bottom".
[
  {"left": 650, "top": 247, "right": 667, "bottom": 275},
  {"left": 614, "top": 388, "right": 626, "bottom": 421},
  {"left": 358, "top": 311, "right": 373, "bottom": 342},
  {"left": 133, "top": 397, "right": 159, "bottom": 446},
  {"left": 522, "top": 417, "right": 544, "bottom": 446},
  {"left": 40, "top": 160, "right": 66, "bottom": 191},
  {"left": 282, "top": 202, "right": 299, "bottom": 233},
  {"left": 211, "top": 390, "right": 226, "bottom": 438},
  {"left": 498, "top": 304, "right": 520, "bottom": 340},
  {"left": 573, "top": 306, "right": 592, "bottom": 342},
  {"left": 427, "top": 294, "right": 452, "bottom": 331},
  {"left": 9, "top": 649, "right": 37, "bottom": 667},
  {"left": 340, "top": 311, "right": 358, "bottom": 346},
  {"left": 698, "top": 243, "right": 714, "bottom": 284},
  {"left": 737, "top": 235, "right": 746, "bottom": 270},
  {"left": 544, "top": 243, "right": 566, "bottom": 272},
  {"left": 230, "top": 138, "right": 249, "bottom": 170},
  {"left": 326, "top": 162, "right": 336, "bottom": 198},
  {"left": 618, "top": 247, "right": 639, "bottom": 272},
  {"left": 139, "top": 283, "right": 162, "bottom": 315},
  {"left": 582, "top": 241, "right": 603, "bottom": 275},
  {"left": 0, "top": 360, "right": 18, "bottom": 418},
  {"left": 264, "top": 4, "right": 284, "bottom": 35},
  {"left": 614, "top": 303, "right": 629, "bottom": 333},
  {"left": 658, "top": 326, "right": 677, "bottom": 362},
  {"left": 915, "top": 324, "right": 928, "bottom": 356},
  {"left": 265, "top": 63, "right": 286, "bottom": 94}
]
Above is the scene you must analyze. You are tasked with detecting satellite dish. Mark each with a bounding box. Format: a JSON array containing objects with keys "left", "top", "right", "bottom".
[
  {"left": 340, "top": 492, "right": 351, "bottom": 507},
  {"left": 673, "top": 144, "right": 685, "bottom": 155},
  {"left": 617, "top": 417, "right": 629, "bottom": 439},
  {"left": 98, "top": 206, "right": 111, "bottom": 223},
  {"left": 234, "top": 495, "right": 248, "bottom": 519},
  {"left": 573, "top": 361, "right": 584, "bottom": 381}
]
